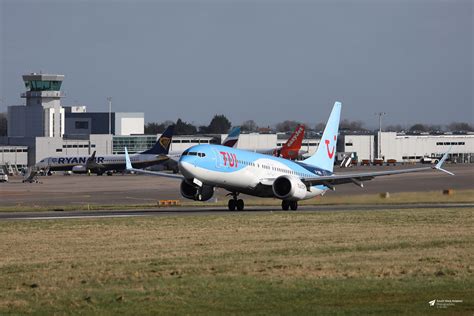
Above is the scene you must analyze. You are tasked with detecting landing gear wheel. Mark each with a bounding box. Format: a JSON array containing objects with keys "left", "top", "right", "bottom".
[
  {"left": 290, "top": 201, "right": 298, "bottom": 211},
  {"left": 228, "top": 199, "right": 236, "bottom": 211},
  {"left": 282, "top": 200, "right": 290, "bottom": 211},
  {"left": 236, "top": 199, "right": 244, "bottom": 211}
]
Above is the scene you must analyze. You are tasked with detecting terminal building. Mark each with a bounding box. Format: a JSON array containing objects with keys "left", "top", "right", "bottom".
[
  {"left": 338, "top": 132, "right": 474, "bottom": 164},
  {"left": 1, "top": 73, "right": 143, "bottom": 169},
  {"left": 378, "top": 132, "right": 474, "bottom": 163}
]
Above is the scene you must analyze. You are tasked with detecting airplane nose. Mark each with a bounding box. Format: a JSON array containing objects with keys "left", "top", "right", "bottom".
[{"left": 178, "top": 160, "right": 195, "bottom": 178}]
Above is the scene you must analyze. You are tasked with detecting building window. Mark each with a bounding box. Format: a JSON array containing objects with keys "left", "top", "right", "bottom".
[
  {"left": 75, "top": 121, "right": 89, "bottom": 129},
  {"left": 345, "top": 143, "right": 353, "bottom": 146},
  {"left": 56, "top": 149, "right": 62, "bottom": 152}
]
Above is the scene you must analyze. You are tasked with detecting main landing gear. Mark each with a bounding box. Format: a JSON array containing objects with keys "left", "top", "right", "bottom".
[
  {"left": 281, "top": 200, "right": 298, "bottom": 211},
  {"left": 228, "top": 193, "right": 244, "bottom": 211}
]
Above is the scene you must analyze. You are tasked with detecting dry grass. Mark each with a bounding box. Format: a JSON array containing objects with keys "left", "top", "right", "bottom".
[
  {"left": 1, "top": 189, "right": 473, "bottom": 212},
  {"left": 0, "top": 207, "right": 473, "bottom": 314}
]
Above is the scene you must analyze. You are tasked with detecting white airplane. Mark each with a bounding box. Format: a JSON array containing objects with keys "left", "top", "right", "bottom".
[
  {"left": 36, "top": 125, "right": 175, "bottom": 175},
  {"left": 125, "top": 102, "right": 454, "bottom": 211}
]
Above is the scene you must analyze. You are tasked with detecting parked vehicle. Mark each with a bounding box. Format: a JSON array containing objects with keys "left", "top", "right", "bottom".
[{"left": 0, "top": 170, "right": 9, "bottom": 183}]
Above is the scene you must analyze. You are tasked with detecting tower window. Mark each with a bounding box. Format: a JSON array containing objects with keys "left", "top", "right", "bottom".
[{"left": 75, "top": 121, "right": 89, "bottom": 129}]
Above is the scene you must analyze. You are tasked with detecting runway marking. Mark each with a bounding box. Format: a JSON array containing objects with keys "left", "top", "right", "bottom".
[{"left": 14, "top": 214, "right": 149, "bottom": 220}]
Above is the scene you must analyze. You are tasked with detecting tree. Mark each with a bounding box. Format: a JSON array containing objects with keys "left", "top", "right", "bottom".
[
  {"left": 0, "top": 113, "right": 6, "bottom": 136},
  {"left": 207, "top": 114, "right": 232, "bottom": 134},
  {"left": 175, "top": 118, "right": 197, "bottom": 135},
  {"left": 275, "top": 120, "right": 300, "bottom": 133},
  {"left": 447, "top": 122, "right": 474, "bottom": 132},
  {"left": 409, "top": 124, "right": 429, "bottom": 133},
  {"left": 241, "top": 120, "right": 258, "bottom": 132},
  {"left": 144, "top": 120, "right": 174, "bottom": 134},
  {"left": 340, "top": 119, "right": 366, "bottom": 131},
  {"left": 314, "top": 122, "right": 326, "bottom": 133},
  {"left": 198, "top": 125, "right": 209, "bottom": 134},
  {"left": 385, "top": 124, "right": 404, "bottom": 132}
]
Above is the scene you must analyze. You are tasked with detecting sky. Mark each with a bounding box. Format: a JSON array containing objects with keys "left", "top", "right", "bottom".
[{"left": 0, "top": 0, "right": 472, "bottom": 129}]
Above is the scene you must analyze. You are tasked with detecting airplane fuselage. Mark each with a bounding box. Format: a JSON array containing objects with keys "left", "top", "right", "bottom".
[
  {"left": 178, "top": 144, "right": 330, "bottom": 200},
  {"left": 37, "top": 154, "right": 163, "bottom": 172}
]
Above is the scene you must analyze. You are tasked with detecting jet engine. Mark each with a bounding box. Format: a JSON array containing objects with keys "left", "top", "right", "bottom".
[
  {"left": 71, "top": 165, "right": 87, "bottom": 173},
  {"left": 272, "top": 175, "right": 307, "bottom": 200},
  {"left": 180, "top": 180, "right": 214, "bottom": 201}
]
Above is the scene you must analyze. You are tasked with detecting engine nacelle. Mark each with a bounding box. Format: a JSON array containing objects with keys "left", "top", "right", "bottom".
[
  {"left": 180, "top": 180, "right": 214, "bottom": 201},
  {"left": 272, "top": 175, "right": 307, "bottom": 200},
  {"left": 72, "top": 165, "right": 87, "bottom": 173}
]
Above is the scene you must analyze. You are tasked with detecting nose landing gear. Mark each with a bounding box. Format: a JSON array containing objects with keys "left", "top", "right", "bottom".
[{"left": 227, "top": 193, "right": 244, "bottom": 211}]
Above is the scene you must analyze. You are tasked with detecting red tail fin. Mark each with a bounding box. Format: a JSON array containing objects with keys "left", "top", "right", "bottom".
[{"left": 280, "top": 124, "right": 305, "bottom": 159}]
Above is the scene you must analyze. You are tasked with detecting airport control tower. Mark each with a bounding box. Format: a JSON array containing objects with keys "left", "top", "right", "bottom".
[{"left": 8, "top": 73, "right": 65, "bottom": 137}]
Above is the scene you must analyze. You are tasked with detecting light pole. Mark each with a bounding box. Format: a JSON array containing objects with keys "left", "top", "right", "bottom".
[
  {"left": 107, "top": 97, "right": 112, "bottom": 135},
  {"left": 375, "top": 112, "right": 386, "bottom": 159}
]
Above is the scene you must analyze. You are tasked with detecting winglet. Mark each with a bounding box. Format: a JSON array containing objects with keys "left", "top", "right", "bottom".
[
  {"left": 125, "top": 147, "right": 133, "bottom": 170},
  {"left": 433, "top": 146, "right": 454, "bottom": 176}
]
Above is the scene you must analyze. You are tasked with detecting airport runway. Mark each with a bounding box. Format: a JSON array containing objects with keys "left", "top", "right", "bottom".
[
  {"left": 1, "top": 163, "right": 472, "bottom": 208},
  {"left": 1, "top": 203, "right": 473, "bottom": 221}
]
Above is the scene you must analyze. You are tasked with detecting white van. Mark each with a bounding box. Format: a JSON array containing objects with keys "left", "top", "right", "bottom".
[{"left": 0, "top": 170, "right": 8, "bottom": 183}]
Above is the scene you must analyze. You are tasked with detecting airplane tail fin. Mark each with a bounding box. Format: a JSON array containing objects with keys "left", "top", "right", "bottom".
[
  {"left": 86, "top": 151, "right": 96, "bottom": 163},
  {"left": 302, "top": 101, "right": 342, "bottom": 172},
  {"left": 222, "top": 126, "right": 241, "bottom": 148},
  {"left": 141, "top": 125, "right": 174, "bottom": 155},
  {"left": 282, "top": 124, "right": 305, "bottom": 150}
]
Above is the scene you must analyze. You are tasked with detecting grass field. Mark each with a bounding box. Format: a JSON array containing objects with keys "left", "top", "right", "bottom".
[
  {"left": 0, "top": 207, "right": 473, "bottom": 315},
  {"left": 1, "top": 189, "right": 473, "bottom": 212}
]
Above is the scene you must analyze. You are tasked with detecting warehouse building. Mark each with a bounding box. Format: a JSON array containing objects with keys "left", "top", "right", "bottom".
[{"left": 379, "top": 132, "right": 474, "bottom": 163}]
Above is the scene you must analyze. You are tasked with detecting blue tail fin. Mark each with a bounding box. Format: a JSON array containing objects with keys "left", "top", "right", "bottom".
[
  {"left": 222, "top": 126, "right": 241, "bottom": 148},
  {"left": 302, "top": 102, "right": 342, "bottom": 172},
  {"left": 141, "top": 125, "right": 174, "bottom": 155}
]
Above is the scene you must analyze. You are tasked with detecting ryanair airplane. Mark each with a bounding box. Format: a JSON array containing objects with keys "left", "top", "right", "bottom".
[
  {"left": 126, "top": 102, "right": 454, "bottom": 211},
  {"left": 36, "top": 125, "right": 175, "bottom": 175}
]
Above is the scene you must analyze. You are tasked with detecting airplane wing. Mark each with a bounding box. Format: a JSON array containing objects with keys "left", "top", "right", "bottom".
[
  {"left": 156, "top": 154, "right": 171, "bottom": 161},
  {"left": 301, "top": 151, "right": 454, "bottom": 189},
  {"left": 125, "top": 147, "right": 183, "bottom": 179}
]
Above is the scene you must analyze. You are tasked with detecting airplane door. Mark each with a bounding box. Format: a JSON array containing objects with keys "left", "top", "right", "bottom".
[{"left": 213, "top": 149, "right": 224, "bottom": 169}]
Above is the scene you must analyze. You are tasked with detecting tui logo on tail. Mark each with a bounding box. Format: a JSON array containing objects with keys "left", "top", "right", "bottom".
[{"left": 325, "top": 135, "right": 336, "bottom": 159}]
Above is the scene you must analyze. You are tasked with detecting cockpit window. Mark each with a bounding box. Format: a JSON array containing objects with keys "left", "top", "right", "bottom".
[{"left": 181, "top": 150, "right": 205, "bottom": 157}]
